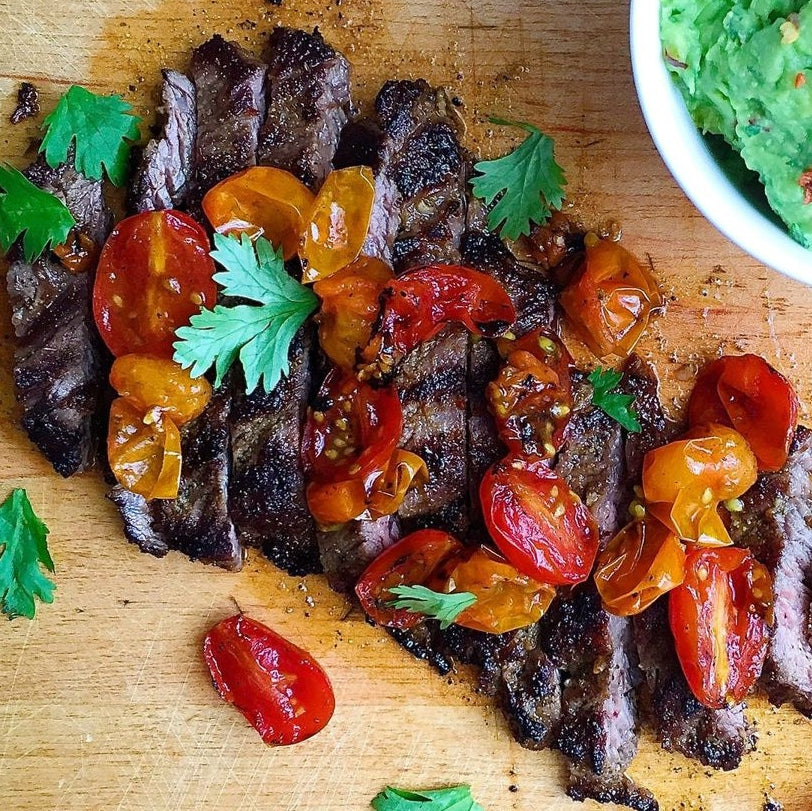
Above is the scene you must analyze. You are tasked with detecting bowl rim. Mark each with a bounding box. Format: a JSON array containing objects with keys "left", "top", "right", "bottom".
[{"left": 629, "top": 0, "right": 812, "bottom": 286}]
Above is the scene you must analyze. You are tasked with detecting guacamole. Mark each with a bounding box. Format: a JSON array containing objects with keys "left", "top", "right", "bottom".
[{"left": 661, "top": 0, "right": 812, "bottom": 247}]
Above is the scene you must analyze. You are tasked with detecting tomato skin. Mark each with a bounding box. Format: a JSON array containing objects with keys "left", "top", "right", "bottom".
[
  {"left": 594, "top": 519, "right": 686, "bottom": 616},
  {"left": 480, "top": 455, "right": 599, "bottom": 586},
  {"left": 668, "top": 547, "right": 772, "bottom": 709},
  {"left": 202, "top": 167, "right": 315, "bottom": 261},
  {"left": 688, "top": 354, "right": 799, "bottom": 473},
  {"left": 203, "top": 614, "right": 335, "bottom": 745},
  {"left": 559, "top": 237, "right": 661, "bottom": 357},
  {"left": 355, "top": 530, "right": 465, "bottom": 629},
  {"left": 93, "top": 210, "right": 216, "bottom": 358}
]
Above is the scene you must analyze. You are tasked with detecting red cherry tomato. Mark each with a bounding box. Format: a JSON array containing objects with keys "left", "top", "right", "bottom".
[
  {"left": 688, "top": 354, "right": 799, "bottom": 472},
  {"left": 93, "top": 210, "right": 216, "bottom": 358},
  {"left": 669, "top": 547, "right": 772, "bottom": 709},
  {"left": 203, "top": 614, "right": 335, "bottom": 745},
  {"left": 480, "top": 455, "right": 599, "bottom": 586},
  {"left": 355, "top": 530, "right": 465, "bottom": 629}
]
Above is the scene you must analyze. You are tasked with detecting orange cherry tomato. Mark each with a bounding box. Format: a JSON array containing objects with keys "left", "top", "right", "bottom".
[
  {"left": 110, "top": 355, "right": 211, "bottom": 427},
  {"left": 669, "top": 547, "right": 772, "bottom": 709},
  {"left": 430, "top": 545, "right": 556, "bottom": 634},
  {"left": 313, "top": 257, "right": 394, "bottom": 370},
  {"left": 300, "top": 166, "right": 376, "bottom": 283},
  {"left": 202, "top": 167, "right": 315, "bottom": 261},
  {"left": 559, "top": 237, "right": 661, "bottom": 357},
  {"left": 594, "top": 519, "right": 686, "bottom": 616},
  {"left": 107, "top": 397, "right": 182, "bottom": 499},
  {"left": 93, "top": 210, "right": 217, "bottom": 358},
  {"left": 642, "top": 424, "right": 757, "bottom": 546},
  {"left": 355, "top": 530, "right": 466, "bottom": 629},
  {"left": 688, "top": 354, "right": 799, "bottom": 472}
]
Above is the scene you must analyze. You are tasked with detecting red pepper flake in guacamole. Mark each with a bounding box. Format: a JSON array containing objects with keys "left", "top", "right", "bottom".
[{"left": 799, "top": 170, "right": 812, "bottom": 205}]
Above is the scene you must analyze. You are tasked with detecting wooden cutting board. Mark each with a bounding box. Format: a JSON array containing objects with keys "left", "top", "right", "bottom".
[{"left": 1, "top": 1, "right": 812, "bottom": 809}]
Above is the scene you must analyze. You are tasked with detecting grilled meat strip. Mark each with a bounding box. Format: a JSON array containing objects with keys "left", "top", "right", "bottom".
[
  {"left": 731, "top": 425, "right": 812, "bottom": 716},
  {"left": 7, "top": 159, "right": 112, "bottom": 477},
  {"left": 258, "top": 27, "right": 351, "bottom": 190}
]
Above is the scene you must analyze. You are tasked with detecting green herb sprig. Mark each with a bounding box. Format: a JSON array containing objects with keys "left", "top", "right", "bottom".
[
  {"left": 386, "top": 585, "right": 477, "bottom": 630},
  {"left": 371, "top": 784, "right": 485, "bottom": 811},
  {"left": 588, "top": 367, "right": 641, "bottom": 432}
]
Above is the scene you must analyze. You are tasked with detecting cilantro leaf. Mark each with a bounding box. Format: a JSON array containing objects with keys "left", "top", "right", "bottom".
[
  {"left": 386, "top": 585, "right": 477, "bottom": 630},
  {"left": 470, "top": 117, "right": 566, "bottom": 241},
  {"left": 173, "top": 233, "right": 318, "bottom": 394},
  {"left": 0, "top": 164, "right": 76, "bottom": 261},
  {"left": 588, "top": 367, "right": 641, "bottom": 433},
  {"left": 0, "top": 489, "right": 55, "bottom": 620},
  {"left": 371, "top": 785, "right": 485, "bottom": 811},
  {"left": 40, "top": 86, "right": 141, "bottom": 186}
]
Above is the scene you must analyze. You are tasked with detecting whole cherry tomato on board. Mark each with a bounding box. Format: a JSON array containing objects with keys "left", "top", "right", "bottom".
[
  {"left": 203, "top": 614, "right": 335, "bottom": 745},
  {"left": 480, "top": 455, "right": 599, "bottom": 586},
  {"left": 93, "top": 210, "right": 217, "bottom": 358},
  {"left": 559, "top": 236, "right": 661, "bottom": 358},
  {"left": 687, "top": 354, "right": 799, "bottom": 473},
  {"left": 668, "top": 547, "right": 772, "bottom": 709},
  {"left": 202, "top": 166, "right": 315, "bottom": 260}
]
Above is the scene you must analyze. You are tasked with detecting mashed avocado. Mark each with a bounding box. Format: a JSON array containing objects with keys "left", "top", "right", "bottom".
[{"left": 662, "top": 0, "right": 812, "bottom": 247}]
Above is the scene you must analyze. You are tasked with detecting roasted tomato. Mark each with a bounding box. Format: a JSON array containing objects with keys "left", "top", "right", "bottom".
[
  {"left": 480, "top": 455, "right": 599, "bottom": 586},
  {"left": 203, "top": 614, "right": 335, "bottom": 745},
  {"left": 688, "top": 354, "right": 799, "bottom": 472},
  {"left": 642, "top": 423, "right": 757, "bottom": 546},
  {"left": 107, "top": 397, "right": 182, "bottom": 499},
  {"left": 430, "top": 545, "right": 556, "bottom": 634},
  {"left": 300, "top": 166, "right": 376, "bottom": 283},
  {"left": 488, "top": 329, "right": 573, "bottom": 458},
  {"left": 313, "top": 257, "right": 394, "bottom": 370},
  {"left": 594, "top": 519, "right": 686, "bottom": 616},
  {"left": 110, "top": 355, "right": 212, "bottom": 426},
  {"left": 202, "top": 167, "right": 315, "bottom": 260},
  {"left": 355, "top": 530, "right": 465, "bottom": 629},
  {"left": 93, "top": 210, "right": 216, "bottom": 358},
  {"left": 559, "top": 236, "right": 661, "bottom": 357},
  {"left": 669, "top": 547, "right": 773, "bottom": 709},
  {"left": 360, "top": 264, "right": 516, "bottom": 379}
]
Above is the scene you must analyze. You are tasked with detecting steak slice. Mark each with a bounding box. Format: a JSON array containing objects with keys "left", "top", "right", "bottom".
[
  {"left": 258, "top": 27, "right": 351, "bottom": 190},
  {"left": 7, "top": 159, "right": 112, "bottom": 476},
  {"left": 731, "top": 425, "right": 812, "bottom": 716},
  {"left": 108, "top": 385, "right": 241, "bottom": 570},
  {"left": 190, "top": 35, "right": 266, "bottom": 200},
  {"left": 130, "top": 69, "right": 196, "bottom": 212}
]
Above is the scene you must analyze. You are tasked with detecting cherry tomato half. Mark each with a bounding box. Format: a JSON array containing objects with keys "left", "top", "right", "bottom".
[
  {"left": 559, "top": 237, "right": 661, "bottom": 357},
  {"left": 669, "top": 547, "right": 772, "bottom": 709},
  {"left": 688, "top": 354, "right": 799, "bottom": 473},
  {"left": 430, "top": 545, "right": 556, "bottom": 634},
  {"left": 594, "top": 519, "right": 686, "bottom": 617},
  {"left": 480, "top": 455, "right": 599, "bottom": 586},
  {"left": 355, "top": 530, "right": 465, "bottom": 629},
  {"left": 202, "top": 166, "right": 315, "bottom": 260},
  {"left": 642, "top": 423, "right": 757, "bottom": 546},
  {"left": 203, "top": 614, "right": 335, "bottom": 745},
  {"left": 93, "top": 210, "right": 217, "bottom": 358}
]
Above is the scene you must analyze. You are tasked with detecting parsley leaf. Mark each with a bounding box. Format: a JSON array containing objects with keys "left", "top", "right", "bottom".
[
  {"left": 469, "top": 117, "right": 566, "bottom": 241},
  {"left": 588, "top": 367, "right": 641, "bottom": 433},
  {"left": 40, "top": 86, "right": 141, "bottom": 186},
  {"left": 173, "top": 233, "right": 318, "bottom": 394},
  {"left": 371, "top": 785, "right": 485, "bottom": 811},
  {"left": 0, "top": 489, "right": 55, "bottom": 620},
  {"left": 0, "top": 164, "right": 76, "bottom": 262},
  {"left": 386, "top": 585, "right": 477, "bottom": 630}
]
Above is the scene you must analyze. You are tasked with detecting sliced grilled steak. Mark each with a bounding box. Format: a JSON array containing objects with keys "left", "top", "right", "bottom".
[
  {"left": 190, "top": 35, "right": 266, "bottom": 200},
  {"left": 7, "top": 159, "right": 112, "bottom": 476},
  {"left": 258, "top": 27, "right": 351, "bottom": 189},
  {"left": 108, "top": 385, "right": 241, "bottom": 570},
  {"left": 130, "top": 70, "right": 196, "bottom": 212},
  {"left": 731, "top": 425, "right": 812, "bottom": 716}
]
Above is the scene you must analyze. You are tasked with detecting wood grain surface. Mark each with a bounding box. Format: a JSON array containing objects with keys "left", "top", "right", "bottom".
[{"left": 1, "top": 1, "right": 812, "bottom": 809}]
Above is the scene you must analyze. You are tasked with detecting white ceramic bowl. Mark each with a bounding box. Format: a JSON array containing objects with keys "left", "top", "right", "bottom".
[{"left": 629, "top": 0, "right": 812, "bottom": 285}]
